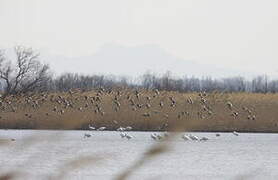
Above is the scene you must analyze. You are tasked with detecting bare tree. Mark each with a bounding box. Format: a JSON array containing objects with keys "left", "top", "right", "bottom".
[{"left": 0, "top": 46, "right": 51, "bottom": 96}]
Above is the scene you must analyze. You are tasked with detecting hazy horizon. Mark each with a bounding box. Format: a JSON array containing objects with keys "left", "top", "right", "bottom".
[
  {"left": 1, "top": 0, "right": 278, "bottom": 78},
  {"left": 1, "top": 43, "right": 273, "bottom": 79}
]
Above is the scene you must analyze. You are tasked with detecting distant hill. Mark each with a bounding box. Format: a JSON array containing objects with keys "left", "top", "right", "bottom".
[{"left": 43, "top": 44, "right": 257, "bottom": 78}]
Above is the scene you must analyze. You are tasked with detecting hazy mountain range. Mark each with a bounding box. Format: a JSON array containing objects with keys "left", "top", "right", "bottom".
[{"left": 41, "top": 44, "right": 260, "bottom": 78}]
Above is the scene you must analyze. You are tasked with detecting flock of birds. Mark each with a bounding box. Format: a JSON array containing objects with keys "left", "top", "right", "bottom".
[
  {"left": 83, "top": 123, "right": 241, "bottom": 141},
  {"left": 0, "top": 87, "right": 257, "bottom": 143},
  {"left": 0, "top": 88, "right": 256, "bottom": 126}
]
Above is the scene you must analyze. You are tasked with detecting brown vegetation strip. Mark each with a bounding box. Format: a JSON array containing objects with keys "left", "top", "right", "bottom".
[{"left": 0, "top": 88, "right": 278, "bottom": 132}]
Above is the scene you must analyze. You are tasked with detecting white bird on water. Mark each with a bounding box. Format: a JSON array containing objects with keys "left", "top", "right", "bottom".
[
  {"left": 97, "top": 127, "right": 106, "bottom": 131},
  {"left": 125, "top": 126, "right": 133, "bottom": 131},
  {"left": 189, "top": 134, "right": 199, "bottom": 141},
  {"left": 150, "top": 133, "right": 164, "bottom": 140},
  {"left": 120, "top": 132, "right": 127, "bottom": 138},
  {"left": 151, "top": 133, "right": 158, "bottom": 140},
  {"left": 125, "top": 134, "right": 133, "bottom": 140},
  {"left": 182, "top": 134, "right": 190, "bottom": 141},
  {"left": 117, "top": 127, "right": 125, "bottom": 132},
  {"left": 233, "top": 131, "right": 239, "bottom": 136},
  {"left": 89, "top": 124, "right": 96, "bottom": 130},
  {"left": 119, "top": 132, "right": 133, "bottom": 140}
]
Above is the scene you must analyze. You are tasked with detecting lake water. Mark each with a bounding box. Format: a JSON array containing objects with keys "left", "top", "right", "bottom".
[{"left": 0, "top": 130, "right": 277, "bottom": 180}]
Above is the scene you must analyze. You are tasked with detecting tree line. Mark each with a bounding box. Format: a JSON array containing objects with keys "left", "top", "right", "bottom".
[{"left": 0, "top": 46, "right": 277, "bottom": 96}]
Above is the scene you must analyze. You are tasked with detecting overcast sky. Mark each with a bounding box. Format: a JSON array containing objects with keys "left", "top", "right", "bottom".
[{"left": 1, "top": 0, "right": 278, "bottom": 77}]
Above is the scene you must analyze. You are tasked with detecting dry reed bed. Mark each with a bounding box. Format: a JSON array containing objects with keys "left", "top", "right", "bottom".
[
  {"left": 0, "top": 89, "right": 278, "bottom": 132},
  {"left": 0, "top": 89, "right": 275, "bottom": 180}
]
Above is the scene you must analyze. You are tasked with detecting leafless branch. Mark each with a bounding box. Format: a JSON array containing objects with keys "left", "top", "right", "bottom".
[{"left": 0, "top": 46, "right": 51, "bottom": 95}]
